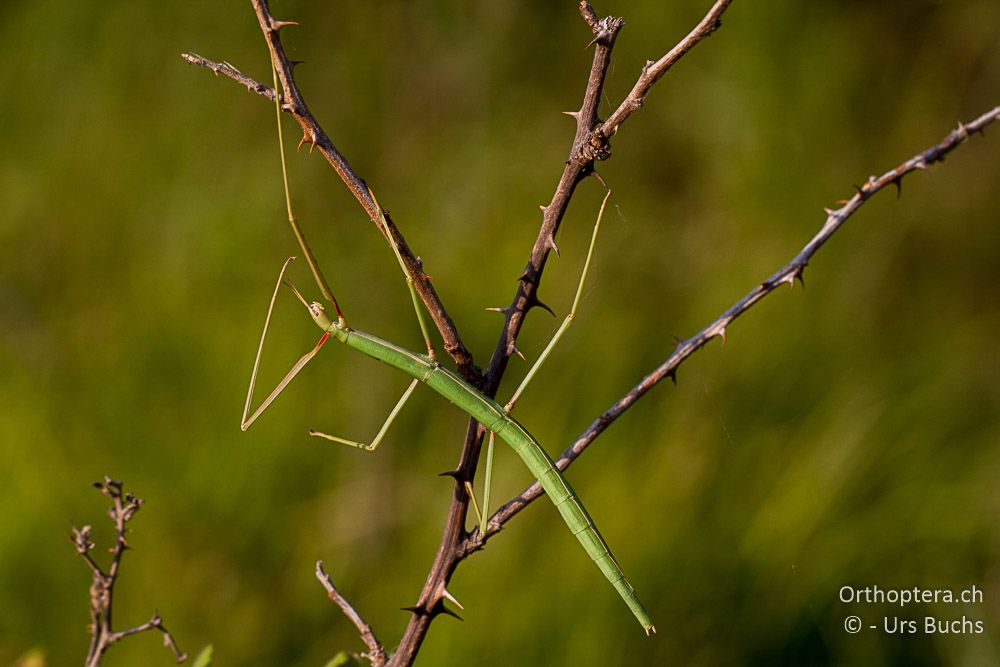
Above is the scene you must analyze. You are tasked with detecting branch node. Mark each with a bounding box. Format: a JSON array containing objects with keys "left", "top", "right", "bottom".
[{"left": 586, "top": 16, "right": 625, "bottom": 48}]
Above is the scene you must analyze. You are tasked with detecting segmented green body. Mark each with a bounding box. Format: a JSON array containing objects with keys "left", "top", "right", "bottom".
[{"left": 322, "top": 318, "right": 653, "bottom": 633}]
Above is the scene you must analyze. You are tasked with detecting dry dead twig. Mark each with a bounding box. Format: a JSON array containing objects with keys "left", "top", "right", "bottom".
[{"left": 71, "top": 477, "right": 186, "bottom": 667}]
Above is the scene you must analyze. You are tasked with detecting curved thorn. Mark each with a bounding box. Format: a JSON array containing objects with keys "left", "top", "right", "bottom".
[
  {"left": 528, "top": 296, "right": 556, "bottom": 317},
  {"left": 548, "top": 235, "right": 560, "bottom": 257}
]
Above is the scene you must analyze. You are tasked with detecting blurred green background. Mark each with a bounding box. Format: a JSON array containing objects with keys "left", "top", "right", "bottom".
[{"left": 2, "top": 1, "right": 998, "bottom": 665}]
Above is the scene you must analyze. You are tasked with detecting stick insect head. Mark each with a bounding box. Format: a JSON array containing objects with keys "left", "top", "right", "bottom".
[{"left": 285, "top": 280, "right": 338, "bottom": 332}]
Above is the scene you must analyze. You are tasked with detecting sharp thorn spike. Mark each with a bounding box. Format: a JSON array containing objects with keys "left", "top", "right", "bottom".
[
  {"left": 717, "top": 327, "right": 727, "bottom": 345},
  {"left": 513, "top": 346, "right": 526, "bottom": 361},
  {"left": 485, "top": 306, "right": 510, "bottom": 315},
  {"left": 437, "top": 604, "right": 463, "bottom": 621},
  {"left": 401, "top": 605, "right": 426, "bottom": 616},
  {"left": 667, "top": 369, "right": 677, "bottom": 385},
  {"left": 893, "top": 178, "right": 903, "bottom": 199},
  {"left": 562, "top": 110, "right": 580, "bottom": 118},
  {"left": 529, "top": 296, "right": 556, "bottom": 317},
  {"left": 548, "top": 235, "right": 560, "bottom": 257},
  {"left": 438, "top": 470, "right": 462, "bottom": 480},
  {"left": 441, "top": 588, "right": 465, "bottom": 610},
  {"left": 289, "top": 59, "right": 305, "bottom": 69},
  {"left": 273, "top": 19, "right": 299, "bottom": 30},
  {"left": 823, "top": 207, "right": 836, "bottom": 216},
  {"left": 297, "top": 134, "right": 309, "bottom": 151}
]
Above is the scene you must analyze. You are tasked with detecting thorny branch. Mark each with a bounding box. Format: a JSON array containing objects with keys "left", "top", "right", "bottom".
[
  {"left": 467, "top": 105, "right": 1000, "bottom": 544},
  {"left": 600, "top": 0, "right": 733, "bottom": 137},
  {"left": 185, "top": 0, "right": 477, "bottom": 380},
  {"left": 184, "top": 1, "right": 998, "bottom": 665},
  {"left": 71, "top": 477, "right": 186, "bottom": 667}
]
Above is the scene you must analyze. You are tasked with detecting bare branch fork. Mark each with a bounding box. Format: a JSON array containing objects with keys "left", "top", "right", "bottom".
[
  {"left": 71, "top": 477, "right": 186, "bottom": 667},
  {"left": 183, "top": 0, "right": 997, "bottom": 664}
]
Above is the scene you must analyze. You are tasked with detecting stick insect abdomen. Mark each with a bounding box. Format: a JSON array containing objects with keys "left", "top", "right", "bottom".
[
  {"left": 492, "top": 417, "right": 654, "bottom": 634},
  {"left": 340, "top": 324, "right": 654, "bottom": 633}
]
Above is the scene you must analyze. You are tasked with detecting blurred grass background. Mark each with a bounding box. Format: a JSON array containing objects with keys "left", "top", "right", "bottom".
[{"left": 1, "top": 1, "right": 998, "bottom": 665}]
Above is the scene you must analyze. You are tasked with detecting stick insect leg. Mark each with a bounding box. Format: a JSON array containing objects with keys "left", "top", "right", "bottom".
[
  {"left": 482, "top": 430, "right": 495, "bottom": 523},
  {"left": 504, "top": 183, "right": 612, "bottom": 414},
  {"left": 474, "top": 184, "right": 610, "bottom": 531},
  {"left": 309, "top": 377, "right": 419, "bottom": 451},
  {"left": 242, "top": 257, "right": 332, "bottom": 431},
  {"left": 461, "top": 428, "right": 495, "bottom": 532},
  {"left": 367, "top": 188, "right": 437, "bottom": 360}
]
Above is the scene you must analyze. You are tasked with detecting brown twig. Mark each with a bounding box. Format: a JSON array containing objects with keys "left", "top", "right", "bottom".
[
  {"left": 180, "top": 53, "right": 275, "bottom": 100},
  {"left": 71, "top": 477, "right": 186, "bottom": 667},
  {"left": 466, "top": 106, "right": 1000, "bottom": 544},
  {"left": 255, "top": 0, "right": 476, "bottom": 380},
  {"left": 315, "top": 561, "right": 386, "bottom": 667},
  {"left": 182, "top": 1, "right": 478, "bottom": 379},
  {"left": 482, "top": 2, "right": 625, "bottom": 392},
  {"left": 600, "top": 0, "right": 733, "bottom": 137}
]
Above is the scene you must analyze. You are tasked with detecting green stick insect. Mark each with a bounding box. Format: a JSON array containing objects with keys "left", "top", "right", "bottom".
[{"left": 241, "top": 65, "right": 654, "bottom": 635}]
